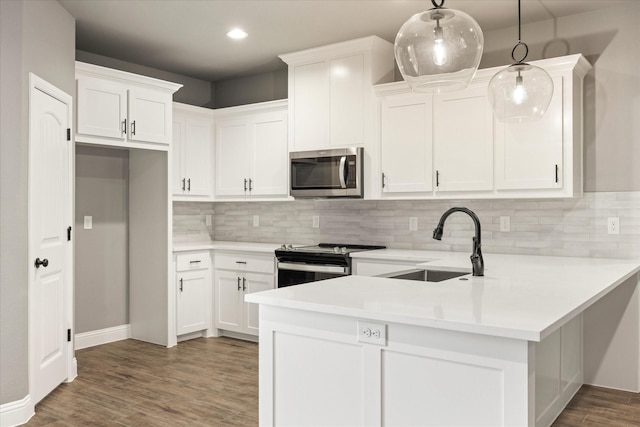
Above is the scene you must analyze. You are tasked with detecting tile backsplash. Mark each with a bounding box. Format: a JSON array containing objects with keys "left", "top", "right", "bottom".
[{"left": 174, "top": 191, "right": 640, "bottom": 260}]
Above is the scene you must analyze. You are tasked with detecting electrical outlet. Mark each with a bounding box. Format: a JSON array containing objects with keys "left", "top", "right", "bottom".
[
  {"left": 409, "top": 217, "right": 418, "bottom": 231},
  {"left": 607, "top": 217, "right": 620, "bottom": 235},
  {"left": 500, "top": 216, "right": 511, "bottom": 232},
  {"left": 312, "top": 215, "right": 320, "bottom": 228},
  {"left": 357, "top": 321, "right": 386, "bottom": 346},
  {"left": 83, "top": 216, "right": 92, "bottom": 230},
  {"left": 253, "top": 215, "right": 259, "bottom": 227},
  {"left": 205, "top": 215, "right": 212, "bottom": 227}
]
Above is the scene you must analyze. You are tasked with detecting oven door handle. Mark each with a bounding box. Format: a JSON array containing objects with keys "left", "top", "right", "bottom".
[{"left": 277, "top": 262, "right": 349, "bottom": 275}]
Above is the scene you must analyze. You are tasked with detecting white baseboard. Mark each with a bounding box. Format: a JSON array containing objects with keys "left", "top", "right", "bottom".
[
  {"left": 0, "top": 395, "right": 34, "bottom": 427},
  {"left": 74, "top": 324, "right": 130, "bottom": 350}
]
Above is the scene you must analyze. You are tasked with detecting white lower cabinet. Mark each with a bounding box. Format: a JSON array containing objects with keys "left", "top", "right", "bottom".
[
  {"left": 257, "top": 304, "right": 582, "bottom": 427},
  {"left": 175, "top": 251, "right": 212, "bottom": 337},
  {"left": 214, "top": 251, "right": 275, "bottom": 336}
]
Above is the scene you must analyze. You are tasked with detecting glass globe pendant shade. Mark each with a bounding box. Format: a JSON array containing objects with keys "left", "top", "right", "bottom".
[
  {"left": 488, "top": 62, "right": 554, "bottom": 122},
  {"left": 394, "top": 6, "right": 483, "bottom": 93}
]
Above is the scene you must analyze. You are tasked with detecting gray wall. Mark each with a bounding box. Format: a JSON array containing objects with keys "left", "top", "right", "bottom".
[
  {"left": 0, "top": 0, "right": 75, "bottom": 405},
  {"left": 76, "top": 50, "right": 213, "bottom": 107},
  {"left": 213, "top": 69, "right": 288, "bottom": 109},
  {"left": 75, "top": 147, "right": 129, "bottom": 334}
]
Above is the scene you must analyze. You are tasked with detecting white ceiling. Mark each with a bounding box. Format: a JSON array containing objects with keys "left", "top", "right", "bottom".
[{"left": 59, "top": 0, "right": 634, "bottom": 82}]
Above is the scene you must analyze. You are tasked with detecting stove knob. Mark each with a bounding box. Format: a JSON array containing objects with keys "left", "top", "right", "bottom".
[
  {"left": 341, "top": 247, "right": 347, "bottom": 253},
  {"left": 280, "top": 244, "right": 287, "bottom": 250},
  {"left": 286, "top": 244, "right": 293, "bottom": 250},
  {"left": 333, "top": 246, "right": 340, "bottom": 253}
]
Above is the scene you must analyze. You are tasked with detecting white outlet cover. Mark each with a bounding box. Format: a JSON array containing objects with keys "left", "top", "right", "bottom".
[
  {"left": 607, "top": 217, "right": 620, "bottom": 235},
  {"left": 312, "top": 215, "right": 320, "bottom": 228},
  {"left": 500, "top": 216, "right": 511, "bottom": 232},
  {"left": 83, "top": 215, "right": 92, "bottom": 230},
  {"left": 253, "top": 215, "right": 259, "bottom": 227},
  {"left": 357, "top": 320, "right": 387, "bottom": 346},
  {"left": 409, "top": 217, "right": 418, "bottom": 231}
]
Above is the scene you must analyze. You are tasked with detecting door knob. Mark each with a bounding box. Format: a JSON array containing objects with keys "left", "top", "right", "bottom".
[{"left": 34, "top": 258, "right": 49, "bottom": 268}]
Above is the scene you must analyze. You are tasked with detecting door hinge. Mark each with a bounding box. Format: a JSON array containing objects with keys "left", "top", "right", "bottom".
[
  {"left": 67, "top": 329, "right": 71, "bottom": 342},
  {"left": 67, "top": 128, "right": 71, "bottom": 141},
  {"left": 67, "top": 226, "right": 72, "bottom": 241}
]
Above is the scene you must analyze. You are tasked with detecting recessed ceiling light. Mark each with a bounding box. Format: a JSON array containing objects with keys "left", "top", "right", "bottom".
[{"left": 226, "top": 29, "right": 248, "bottom": 40}]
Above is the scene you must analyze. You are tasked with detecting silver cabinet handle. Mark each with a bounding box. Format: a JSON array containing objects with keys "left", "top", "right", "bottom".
[
  {"left": 189, "top": 260, "right": 201, "bottom": 264},
  {"left": 130, "top": 120, "right": 136, "bottom": 135},
  {"left": 235, "top": 261, "right": 247, "bottom": 264},
  {"left": 338, "top": 156, "right": 347, "bottom": 189},
  {"left": 242, "top": 277, "right": 246, "bottom": 291},
  {"left": 187, "top": 178, "right": 191, "bottom": 191},
  {"left": 436, "top": 170, "right": 440, "bottom": 188},
  {"left": 249, "top": 178, "right": 253, "bottom": 192},
  {"left": 382, "top": 172, "right": 386, "bottom": 189},
  {"left": 182, "top": 178, "right": 186, "bottom": 191},
  {"left": 237, "top": 277, "right": 241, "bottom": 291},
  {"left": 179, "top": 278, "right": 183, "bottom": 292},
  {"left": 122, "top": 118, "right": 127, "bottom": 135},
  {"left": 244, "top": 178, "right": 248, "bottom": 192}
]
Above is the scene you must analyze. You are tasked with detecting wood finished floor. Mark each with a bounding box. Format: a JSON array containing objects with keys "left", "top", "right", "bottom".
[{"left": 26, "top": 337, "right": 639, "bottom": 426}]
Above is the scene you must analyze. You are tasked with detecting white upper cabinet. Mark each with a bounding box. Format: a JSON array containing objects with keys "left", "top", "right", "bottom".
[
  {"left": 494, "top": 76, "right": 563, "bottom": 191},
  {"left": 214, "top": 100, "right": 289, "bottom": 200},
  {"left": 492, "top": 55, "right": 591, "bottom": 198},
  {"left": 372, "top": 53, "right": 590, "bottom": 200},
  {"left": 433, "top": 82, "right": 494, "bottom": 193},
  {"left": 75, "top": 61, "right": 182, "bottom": 151},
  {"left": 379, "top": 89, "right": 433, "bottom": 195},
  {"left": 280, "top": 36, "right": 394, "bottom": 151},
  {"left": 173, "top": 103, "right": 214, "bottom": 200}
]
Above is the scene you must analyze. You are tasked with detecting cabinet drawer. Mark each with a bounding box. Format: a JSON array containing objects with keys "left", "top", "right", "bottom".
[
  {"left": 176, "top": 251, "right": 211, "bottom": 271},
  {"left": 214, "top": 252, "right": 275, "bottom": 274}
]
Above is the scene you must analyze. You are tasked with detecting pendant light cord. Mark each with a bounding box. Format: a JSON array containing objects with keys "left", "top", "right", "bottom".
[{"left": 512, "top": 0, "right": 529, "bottom": 64}]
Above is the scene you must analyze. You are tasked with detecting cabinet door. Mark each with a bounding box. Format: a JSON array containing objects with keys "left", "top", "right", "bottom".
[
  {"left": 172, "top": 116, "right": 186, "bottom": 195},
  {"left": 330, "top": 54, "right": 364, "bottom": 147},
  {"left": 128, "top": 87, "right": 172, "bottom": 144},
  {"left": 250, "top": 111, "right": 289, "bottom": 196},
  {"left": 216, "top": 120, "right": 250, "bottom": 196},
  {"left": 184, "top": 118, "right": 213, "bottom": 197},
  {"left": 381, "top": 93, "right": 433, "bottom": 194},
  {"left": 214, "top": 270, "right": 243, "bottom": 333},
  {"left": 176, "top": 270, "right": 209, "bottom": 335},
  {"left": 292, "top": 61, "right": 329, "bottom": 150},
  {"left": 77, "top": 77, "right": 127, "bottom": 140},
  {"left": 244, "top": 273, "right": 274, "bottom": 335},
  {"left": 495, "top": 76, "right": 564, "bottom": 190},
  {"left": 434, "top": 83, "right": 494, "bottom": 192}
]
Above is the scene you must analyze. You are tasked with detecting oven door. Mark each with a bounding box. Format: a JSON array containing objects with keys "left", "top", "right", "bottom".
[
  {"left": 290, "top": 147, "right": 363, "bottom": 198},
  {"left": 277, "top": 262, "right": 349, "bottom": 288}
]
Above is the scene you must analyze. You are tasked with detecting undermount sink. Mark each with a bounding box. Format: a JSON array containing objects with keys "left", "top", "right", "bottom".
[{"left": 379, "top": 269, "right": 470, "bottom": 283}]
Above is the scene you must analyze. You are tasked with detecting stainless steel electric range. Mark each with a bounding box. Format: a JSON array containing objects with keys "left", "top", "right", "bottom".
[{"left": 275, "top": 243, "right": 386, "bottom": 288}]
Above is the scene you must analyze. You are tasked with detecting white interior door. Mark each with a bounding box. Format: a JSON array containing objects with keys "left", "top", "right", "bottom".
[{"left": 29, "top": 74, "right": 73, "bottom": 404}]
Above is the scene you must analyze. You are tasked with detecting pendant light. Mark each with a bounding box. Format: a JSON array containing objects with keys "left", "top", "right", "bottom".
[
  {"left": 488, "top": 0, "right": 554, "bottom": 122},
  {"left": 394, "top": 0, "right": 484, "bottom": 93}
]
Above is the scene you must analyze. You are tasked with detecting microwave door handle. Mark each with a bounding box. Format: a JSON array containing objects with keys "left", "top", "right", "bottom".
[{"left": 338, "top": 156, "right": 347, "bottom": 189}]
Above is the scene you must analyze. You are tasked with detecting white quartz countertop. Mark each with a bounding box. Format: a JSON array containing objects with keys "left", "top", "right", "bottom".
[
  {"left": 247, "top": 252, "right": 640, "bottom": 342},
  {"left": 173, "top": 240, "right": 283, "bottom": 254}
]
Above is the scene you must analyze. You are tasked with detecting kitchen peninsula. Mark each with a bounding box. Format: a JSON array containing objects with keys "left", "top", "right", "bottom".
[{"left": 246, "top": 252, "right": 640, "bottom": 427}]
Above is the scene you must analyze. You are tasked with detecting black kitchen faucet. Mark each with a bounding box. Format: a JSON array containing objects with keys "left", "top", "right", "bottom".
[{"left": 433, "top": 207, "right": 484, "bottom": 277}]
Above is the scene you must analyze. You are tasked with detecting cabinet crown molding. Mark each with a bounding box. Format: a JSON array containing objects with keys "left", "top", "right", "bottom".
[
  {"left": 75, "top": 61, "right": 183, "bottom": 94},
  {"left": 279, "top": 35, "right": 392, "bottom": 65}
]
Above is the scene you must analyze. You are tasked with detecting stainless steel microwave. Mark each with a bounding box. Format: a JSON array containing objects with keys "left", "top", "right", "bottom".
[{"left": 290, "top": 147, "right": 364, "bottom": 198}]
